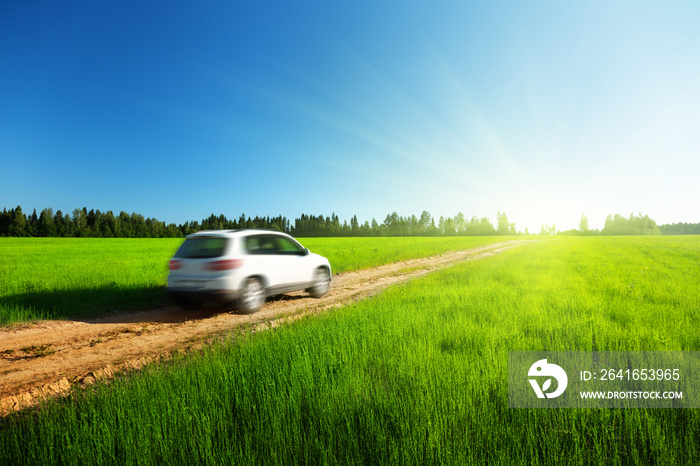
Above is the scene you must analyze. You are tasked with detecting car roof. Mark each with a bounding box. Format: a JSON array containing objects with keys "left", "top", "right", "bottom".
[{"left": 187, "top": 229, "right": 289, "bottom": 238}]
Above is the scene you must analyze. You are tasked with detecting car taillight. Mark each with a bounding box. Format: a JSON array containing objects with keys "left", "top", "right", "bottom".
[
  {"left": 204, "top": 259, "right": 243, "bottom": 271},
  {"left": 169, "top": 259, "right": 182, "bottom": 270}
]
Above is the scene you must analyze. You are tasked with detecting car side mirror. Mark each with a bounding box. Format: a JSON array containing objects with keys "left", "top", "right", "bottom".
[{"left": 302, "top": 248, "right": 309, "bottom": 256}]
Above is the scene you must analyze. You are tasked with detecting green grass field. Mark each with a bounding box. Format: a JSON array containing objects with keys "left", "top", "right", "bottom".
[
  {"left": 0, "top": 236, "right": 508, "bottom": 325},
  {"left": 1, "top": 236, "right": 698, "bottom": 464}
]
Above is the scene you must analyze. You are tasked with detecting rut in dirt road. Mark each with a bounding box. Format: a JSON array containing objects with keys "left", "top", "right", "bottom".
[{"left": 0, "top": 240, "right": 532, "bottom": 414}]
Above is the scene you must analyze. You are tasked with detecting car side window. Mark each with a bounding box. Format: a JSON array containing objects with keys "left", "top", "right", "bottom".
[
  {"left": 245, "top": 235, "right": 280, "bottom": 255},
  {"left": 244, "top": 236, "right": 259, "bottom": 254},
  {"left": 275, "top": 236, "right": 304, "bottom": 255}
]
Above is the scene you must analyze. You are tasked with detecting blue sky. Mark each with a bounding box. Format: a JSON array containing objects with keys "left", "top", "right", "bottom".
[{"left": 1, "top": 1, "right": 698, "bottom": 232}]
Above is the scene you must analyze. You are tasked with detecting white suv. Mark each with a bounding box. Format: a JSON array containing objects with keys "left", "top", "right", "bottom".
[{"left": 167, "top": 230, "right": 331, "bottom": 313}]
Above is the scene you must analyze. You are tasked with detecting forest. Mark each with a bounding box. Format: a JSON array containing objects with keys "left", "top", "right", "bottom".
[{"left": 0, "top": 205, "right": 690, "bottom": 238}]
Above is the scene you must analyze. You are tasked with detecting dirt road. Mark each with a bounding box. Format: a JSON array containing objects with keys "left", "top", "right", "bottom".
[{"left": 0, "top": 240, "right": 530, "bottom": 414}]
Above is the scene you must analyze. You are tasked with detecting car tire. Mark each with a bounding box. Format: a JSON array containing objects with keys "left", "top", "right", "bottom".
[
  {"left": 238, "top": 277, "right": 266, "bottom": 314},
  {"left": 308, "top": 267, "right": 331, "bottom": 298}
]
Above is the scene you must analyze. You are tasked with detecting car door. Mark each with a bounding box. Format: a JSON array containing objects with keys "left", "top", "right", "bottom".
[
  {"left": 243, "top": 234, "right": 283, "bottom": 287},
  {"left": 271, "top": 235, "right": 311, "bottom": 288}
]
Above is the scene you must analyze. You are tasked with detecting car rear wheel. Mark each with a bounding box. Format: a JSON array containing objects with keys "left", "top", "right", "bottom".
[
  {"left": 309, "top": 267, "right": 331, "bottom": 298},
  {"left": 239, "top": 277, "right": 265, "bottom": 314}
]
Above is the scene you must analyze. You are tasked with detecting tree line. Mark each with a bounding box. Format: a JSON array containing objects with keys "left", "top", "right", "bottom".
[
  {"left": 0, "top": 206, "right": 507, "bottom": 238},
  {"left": 659, "top": 222, "right": 700, "bottom": 235},
  {"left": 0, "top": 205, "right": 693, "bottom": 238},
  {"left": 557, "top": 212, "right": 666, "bottom": 236},
  {"left": 292, "top": 211, "right": 517, "bottom": 237},
  {"left": 0, "top": 206, "right": 291, "bottom": 238}
]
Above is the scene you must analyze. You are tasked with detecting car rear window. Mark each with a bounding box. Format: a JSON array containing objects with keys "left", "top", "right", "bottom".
[{"left": 175, "top": 236, "right": 229, "bottom": 259}]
